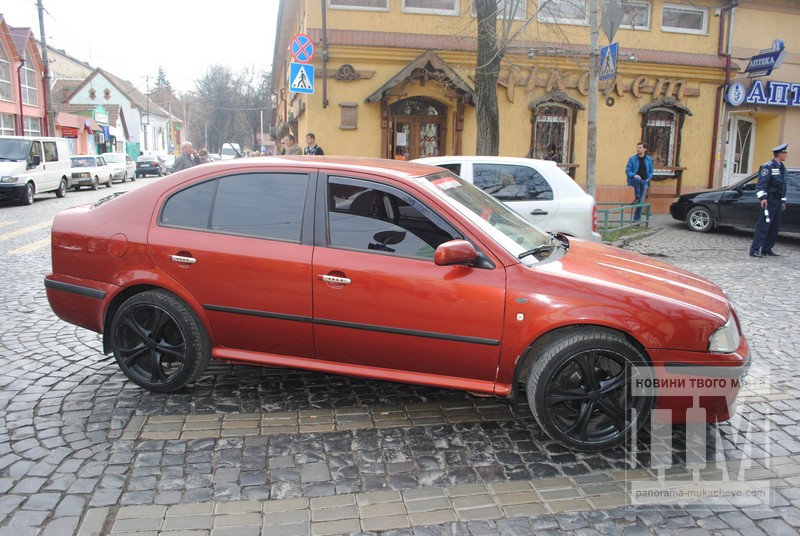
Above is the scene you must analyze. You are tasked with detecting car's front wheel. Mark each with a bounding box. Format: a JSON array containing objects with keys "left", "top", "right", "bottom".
[
  {"left": 685, "top": 206, "right": 714, "bottom": 233},
  {"left": 106, "top": 176, "right": 113, "bottom": 188},
  {"left": 111, "top": 290, "right": 210, "bottom": 392},
  {"left": 122, "top": 172, "right": 128, "bottom": 183},
  {"left": 90, "top": 177, "right": 99, "bottom": 191},
  {"left": 55, "top": 178, "right": 67, "bottom": 198},
  {"left": 526, "top": 328, "right": 653, "bottom": 451},
  {"left": 22, "top": 182, "right": 34, "bottom": 205}
]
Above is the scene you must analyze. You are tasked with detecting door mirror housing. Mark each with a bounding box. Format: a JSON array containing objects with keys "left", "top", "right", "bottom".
[
  {"left": 28, "top": 155, "right": 41, "bottom": 168},
  {"left": 435, "top": 240, "right": 478, "bottom": 266}
]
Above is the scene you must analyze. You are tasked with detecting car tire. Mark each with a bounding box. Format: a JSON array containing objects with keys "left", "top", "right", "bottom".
[
  {"left": 111, "top": 290, "right": 211, "bottom": 393},
  {"left": 526, "top": 328, "right": 653, "bottom": 451},
  {"left": 55, "top": 178, "right": 67, "bottom": 198},
  {"left": 91, "top": 177, "right": 99, "bottom": 191},
  {"left": 685, "top": 206, "right": 714, "bottom": 233},
  {"left": 106, "top": 176, "right": 113, "bottom": 188},
  {"left": 122, "top": 173, "right": 128, "bottom": 183},
  {"left": 22, "top": 182, "right": 34, "bottom": 205}
]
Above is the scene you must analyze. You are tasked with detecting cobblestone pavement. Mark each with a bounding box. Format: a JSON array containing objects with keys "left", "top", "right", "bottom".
[{"left": 1, "top": 188, "right": 799, "bottom": 535}]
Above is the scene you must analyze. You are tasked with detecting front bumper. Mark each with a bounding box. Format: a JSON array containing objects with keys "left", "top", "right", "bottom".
[{"left": 0, "top": 183, "right": 27, "bottom": 200}]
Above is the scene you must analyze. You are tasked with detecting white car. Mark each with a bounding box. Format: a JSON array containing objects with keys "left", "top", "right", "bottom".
[
  {"left": 69, "top": 155, "right": 113, "bottom": 190},
  {"left": 414, "top": 156, "right": 601, "bottom": 241},
  {"left": 100, "top": 153, "right": 136, "bottom": 183}
]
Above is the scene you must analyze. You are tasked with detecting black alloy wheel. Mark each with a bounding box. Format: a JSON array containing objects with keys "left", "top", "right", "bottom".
[
  {"left": 111, "top": 290, "right": 210, "bottom": 392},
  {"left": 526, "top": 328, "right": 653, "bottom": 451}
]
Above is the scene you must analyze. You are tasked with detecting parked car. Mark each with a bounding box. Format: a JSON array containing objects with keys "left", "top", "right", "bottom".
[
  {"left": 101, "top": 153, "right": 136, "bottom": 183},
  {"left": 135, "top": 155, "right": 165, "bottom": 178},
  {"left": 415, "top": 156, "right": 601, "bottom": 241},
  {"left": 69, "top": 155, "right": 113, "bottom": 190},
  {"left": 44, "top": 157, "right": 749, "bottom": 451},
  {"left": 670, "top": 169, "right": 799, "bottom": 233},
  {"left": 162, "top": 155, "right": 176, "bottom": 174},
  {"left": 0, "top": 136, "right": 71, "bottom": 205}
]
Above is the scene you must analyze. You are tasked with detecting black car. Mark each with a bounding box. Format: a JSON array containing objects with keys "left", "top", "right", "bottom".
[
  {"left": 135, "top": 155, "right": 165, "bottom": 178},
  {"left": 670, "top": 169, "right": 799, "bottom": 233}
]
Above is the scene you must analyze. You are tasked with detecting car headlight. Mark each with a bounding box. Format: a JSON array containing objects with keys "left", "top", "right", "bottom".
[
  {"left": 708, "top": 314, "right": 740, "bottom": 353},
  {"left": 1, "top": 176, "right": 19, "bottom": 183},
  {"left": 673, "top": 197, "right": 681, "bottom": 204}
]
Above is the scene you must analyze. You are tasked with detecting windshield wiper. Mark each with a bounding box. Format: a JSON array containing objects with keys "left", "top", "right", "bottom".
[{"left": 518, "top": 244, "right": 554, "bottom": 259}]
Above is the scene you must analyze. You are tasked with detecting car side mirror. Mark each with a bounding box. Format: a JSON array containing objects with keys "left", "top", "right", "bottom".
[
  {"left": 741, "top": 183, "right": 756, "bottom": 192},
  {"left": 27, "top": 155, "right": 41, "bottom": 168},
  {"left": 435, "top": 239, "right": 478, "bottom": 266}
]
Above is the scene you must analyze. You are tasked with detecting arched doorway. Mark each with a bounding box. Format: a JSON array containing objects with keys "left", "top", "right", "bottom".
[{"left": 388, "top": 98, "right": 447, "bottom": 160}]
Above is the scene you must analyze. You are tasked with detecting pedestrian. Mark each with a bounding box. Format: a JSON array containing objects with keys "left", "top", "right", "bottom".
[
  {"left": 173, "top": 141, "right": 197, "bottom": 172},
  {"left": 625, "top": 142, "right": 654, "bottom": 221},
  {"left": 304, "top": 133, "right": 325, "bottom": 155},
  {"left": 282, "top": 135, "right": 302, "bottom": 155},
  {"left": 749, "top": 143, "right": 788, "bottom": 258},
  {"left": 197, "top": 148, "right": 210, "bottom": 164}
]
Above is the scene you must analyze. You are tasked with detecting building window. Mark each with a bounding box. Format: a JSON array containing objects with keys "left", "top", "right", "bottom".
[
  {"left": 21, "top": 50, "right": 38, "bottom": 105},
  {"left": 643, "top": 109, "right": 677, "bottom": 171},
  {"left": 606, "top": 0, "right": 651, "bottom": 29},
  {"left": 537, "top": 0, "right": 588, "bottom": 25},
  {"left": 470, "top": 0, "right": 526, "bottom": 19},
  {"left": 662, "top": 3, "right": 707, "bottom": 34},
  {"left": 530, "top": 105, "right": 571, "bottom": 164},
  {"left": 0, "top": 113, "right": 15, "bottom": 135},
  {"left": 24, "top": 116, "right": 41, "bottom": 136},
  {"left": 329, "top": 0, "right": 388, "bottom": 11},
  {"left": 0, "top": 47, "right": 12, "bottom": 101},
  {"left": 404, "top": 0, "right": 458, "bottom": 15}
]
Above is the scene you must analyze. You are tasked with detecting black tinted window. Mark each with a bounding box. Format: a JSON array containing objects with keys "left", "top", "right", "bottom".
[
  {"left": 211, "top": 173, "right": 307, "bottom": 240},
  {"left": 161, "top": 173, "right": 308, "bottom": 241},
  {"left": 787, "top": 171, "right": 800, "bottom": 194},
  {"left": 161, "top": 180, "right": 216, "bottom": 229},
  {"left": 473, "top": 164, "right": 553, "bottom": 201}
]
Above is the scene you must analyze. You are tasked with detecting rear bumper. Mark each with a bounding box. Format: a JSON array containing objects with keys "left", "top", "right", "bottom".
[{"left": 44, "top": 275, "right": 115, "bottom": 334}]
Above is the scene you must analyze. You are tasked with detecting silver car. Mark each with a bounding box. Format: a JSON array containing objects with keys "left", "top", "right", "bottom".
[{"left": 100, "top": 153, "right": 136, "bottom": 183}]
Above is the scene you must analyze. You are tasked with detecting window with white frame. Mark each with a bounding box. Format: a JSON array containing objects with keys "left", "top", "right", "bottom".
[
  {"left": 0, "top": 47, "right": 12, "bottom": 101},
  {"left": 405, "top": 0, "right": 458, "bottom": 15},
  {"left": 0, "top": 113, "right": 15, "bottom": 136},
  {"left": 470, "top": 0, "right": 527, "bottom": 20},
  {"left": 24, "top": 116, "right": 41, "bottom": 137},
  {"left": 662, "top": 3, "right": 707, "bottom": 34},
  {"left": 329, "top": 0, "right": 388, "bottom": 10},
  {"left": 537, "top": 0, "right": 588, "bottom": 25},
  {"left": 603, "top": 0, "right": 651, "bottom": 29},
  {"left": 21, "top": 50, "right": 38, "bottom": 105}
]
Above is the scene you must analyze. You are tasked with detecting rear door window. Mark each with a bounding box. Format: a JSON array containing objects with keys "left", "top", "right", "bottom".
[{"left": 473, "top": 163, "right": 553, "bottom": 201}]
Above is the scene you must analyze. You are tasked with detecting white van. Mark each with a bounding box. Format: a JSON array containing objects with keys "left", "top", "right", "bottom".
[
  {"left": 0, "top": 136, "right": 72, "bottom": 205},
  {"left": 219, "top": 142, "right": 241, "bottom": 160}
]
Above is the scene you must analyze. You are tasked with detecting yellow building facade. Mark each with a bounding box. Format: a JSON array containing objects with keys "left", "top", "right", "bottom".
[{"left": 272, "top": 1, "right": 770, "bottom": 212}]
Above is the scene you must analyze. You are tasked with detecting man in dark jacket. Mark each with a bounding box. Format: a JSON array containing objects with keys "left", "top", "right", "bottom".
[
  {"left": 625, "top": 142, "right": 654, "bottom": 221},
  {"left": 749, "top": 143, "right": 788, "bottom": 257},
  {"left": 173, "top": 142, "right": 197, "bottom": 172}
]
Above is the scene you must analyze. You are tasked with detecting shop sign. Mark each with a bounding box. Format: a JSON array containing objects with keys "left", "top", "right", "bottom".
[
  {"left": 725, "top": 79, "right": 800, "bottom": 107},
  {"left": 61, "top": 127, "right": 78, "bottom": 138},
  {"left": 744, "top": 39, "right": 786, "bottom": 78}
]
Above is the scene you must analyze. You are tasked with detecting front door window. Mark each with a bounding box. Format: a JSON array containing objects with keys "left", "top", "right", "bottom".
[{"left": 389, "top": 98, "right": 446, "bottom": 160}]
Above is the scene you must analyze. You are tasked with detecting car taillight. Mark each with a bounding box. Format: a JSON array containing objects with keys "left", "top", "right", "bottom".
[{"left": 592, "top": 204, "right": 597, "bottom": 233}]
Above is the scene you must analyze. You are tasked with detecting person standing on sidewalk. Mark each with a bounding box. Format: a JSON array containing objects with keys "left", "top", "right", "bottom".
[
  {"left": 625, "top": 142, "right": 654, "bottom": 222},
  {"left": 749, "top": 143, "right": 788, "bottom": 258},
  {"left": 304, "top": 133, "right": 325, "bottom": 155},
  {"left": 282, "top": 135, "right": 302, "bottom": 155},
  {"left": 172, "top": 142, "right": 197, "bottom": 172}
]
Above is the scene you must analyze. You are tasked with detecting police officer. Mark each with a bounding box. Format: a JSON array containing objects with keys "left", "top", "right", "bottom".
[{"left": 749, "top": 142, "right": 788, "bottom": 257}]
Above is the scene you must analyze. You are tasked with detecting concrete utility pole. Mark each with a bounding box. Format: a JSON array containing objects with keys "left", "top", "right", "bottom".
[
  {"left": 37, "top": 0, "right": 56, "bottom": 136},
  {"left": 586, "top": 0, "right": 599, "bottom": 196}
]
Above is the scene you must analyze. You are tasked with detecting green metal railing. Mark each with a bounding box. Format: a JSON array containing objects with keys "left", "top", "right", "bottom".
[{"left": 597, "top": 202, "right": 651, "bottom": 239}]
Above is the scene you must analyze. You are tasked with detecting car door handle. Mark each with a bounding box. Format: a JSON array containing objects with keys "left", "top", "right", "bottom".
[
  {"left": 530, "top": 209, "right": 548, "bottom": 215},
  {"left": 170, "top": 254, "right": 197, "bottom": 264},
  {"left": 319, "top": 274, "right": 351, "bottom": 285}
]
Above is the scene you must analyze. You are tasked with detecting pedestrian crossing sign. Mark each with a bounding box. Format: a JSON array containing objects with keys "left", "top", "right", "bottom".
[
  {"left": 289, "top": 62, "right": 315, "bottom": 94},
  {"left": 599, "top": 42, "right": 618, "bottom": 81}
]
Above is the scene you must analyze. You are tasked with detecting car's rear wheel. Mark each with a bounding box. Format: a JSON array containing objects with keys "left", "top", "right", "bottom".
[
  {"left": 526, "top": 328, "right": 653, "bottom": 451},
  {"left": 111, "top": 290, "right": 210, "bottom": 393},
  {"left": 686, "top": 206, "right": 713, "bottom": 233},
  {"left": 22, "top": 183, "right": 34, "bottom": 205},
  {"left": 55, "top": 178, "right": 67, "bottom": 198}
]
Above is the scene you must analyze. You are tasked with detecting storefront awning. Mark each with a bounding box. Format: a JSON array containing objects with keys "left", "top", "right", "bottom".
[
  {"left": 365, "top": 50, "right": 475, "bottom": 105},
  {"left": 56, "top": 112, "right": 102, "bottom": 133}
]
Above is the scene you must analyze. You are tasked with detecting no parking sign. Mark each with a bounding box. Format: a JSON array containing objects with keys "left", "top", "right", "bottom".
[{"left": 291, "top": 34, "right": 315, "bottom": 64}]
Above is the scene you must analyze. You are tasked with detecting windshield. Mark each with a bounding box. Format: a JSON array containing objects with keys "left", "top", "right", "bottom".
[
  {"left": 221, "top": 147, "right": 236, "bottom": 156},
  {"left": 71, "top": 157, "right": 96, "bottom": 167},
  {"left": 418, "top": 172, "right": 552, "bottom": 263},
  {"left": 0, "top": 139, "right": 32, "bottom": 161}
]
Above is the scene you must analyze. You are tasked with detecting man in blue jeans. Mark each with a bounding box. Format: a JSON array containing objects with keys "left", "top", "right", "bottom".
[{"left": 626, "top": 142, "right": 654, "bottom": 221}]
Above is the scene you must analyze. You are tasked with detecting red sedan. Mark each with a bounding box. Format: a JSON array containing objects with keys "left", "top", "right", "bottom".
[{"left": 44, "top": 157, "right": 749, "bottom": 451}]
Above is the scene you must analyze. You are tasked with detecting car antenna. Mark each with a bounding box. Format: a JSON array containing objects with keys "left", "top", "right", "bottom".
[{"left": 206, "top": 122, "right": 244, "bottom": 158}]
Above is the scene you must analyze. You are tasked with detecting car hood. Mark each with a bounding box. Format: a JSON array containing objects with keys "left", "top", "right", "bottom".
[{"left": 541, "top": 239, "right": 730, "bottom": 320}]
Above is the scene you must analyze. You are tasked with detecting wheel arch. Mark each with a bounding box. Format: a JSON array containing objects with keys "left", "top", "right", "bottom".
[{"left": 509, "top": 324, "right": 652, "bottom": 402}]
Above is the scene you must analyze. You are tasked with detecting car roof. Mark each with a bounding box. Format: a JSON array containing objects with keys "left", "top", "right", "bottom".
[{"left": 415, "top": 155, "right": 561, "bottom": 167}]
